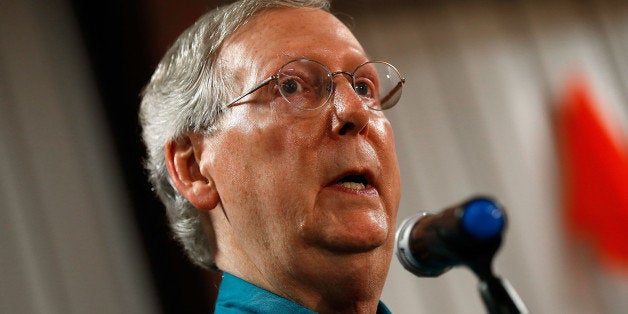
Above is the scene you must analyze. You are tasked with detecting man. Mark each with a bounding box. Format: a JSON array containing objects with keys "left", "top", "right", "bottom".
[{"left": 140, "top": 0, "right": 404, "bottom": 312}]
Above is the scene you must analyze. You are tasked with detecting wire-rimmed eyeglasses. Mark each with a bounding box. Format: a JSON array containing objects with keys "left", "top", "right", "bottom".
[{"left": 226, "top": 58, "right": 405, "bottom": 111}]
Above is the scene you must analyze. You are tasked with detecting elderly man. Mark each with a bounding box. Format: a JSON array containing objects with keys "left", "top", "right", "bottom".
[{"left": 140, "top": 0, "right": 404, "bottom": 312}]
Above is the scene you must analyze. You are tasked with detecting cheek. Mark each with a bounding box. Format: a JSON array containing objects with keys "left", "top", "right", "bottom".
[
  {"left": 212, "top": 114, "right": 324, "bottom": 211},
  {"left": 375, "top": 119, "right": 402, "bottom": 212}
]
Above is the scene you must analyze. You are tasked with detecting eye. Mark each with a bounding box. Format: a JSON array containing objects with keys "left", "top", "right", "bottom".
[
  {"left": 280, "top": 78, "right": 301, "bottom": 95},
  {"left": 354, "top": 79, "right": 376, "bottom": 98},
  {"left": 354, "top": 81, "right": 371, "bottom": 96}
]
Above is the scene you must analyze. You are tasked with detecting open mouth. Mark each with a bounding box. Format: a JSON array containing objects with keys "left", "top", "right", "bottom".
[{"left": 336, "top": 174, "right": 370, "bottom": 190}]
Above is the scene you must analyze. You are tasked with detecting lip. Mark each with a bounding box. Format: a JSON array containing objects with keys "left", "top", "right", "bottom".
[{"left": 324, "top": 168, "right": 379, "bottom": 196}]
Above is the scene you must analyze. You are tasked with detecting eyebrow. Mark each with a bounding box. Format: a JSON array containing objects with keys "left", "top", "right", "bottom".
[{"left": 279, "top": 51, "right": 371, "bottom": 68}]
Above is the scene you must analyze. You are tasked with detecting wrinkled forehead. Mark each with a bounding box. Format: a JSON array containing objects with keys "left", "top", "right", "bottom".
[{"left": 218, "top": 7, "right": 367, "bottom": 83}]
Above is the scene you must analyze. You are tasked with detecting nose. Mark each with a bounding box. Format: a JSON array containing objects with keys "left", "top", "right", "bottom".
[{"left": 330, "top": 75, "right": 370, "bottom": 137}]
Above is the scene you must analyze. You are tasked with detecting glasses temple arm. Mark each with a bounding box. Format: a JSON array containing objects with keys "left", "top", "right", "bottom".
[
  {"left": 226, "top": 76, "right": 276, "bottom": 107},
  {"left": 379, "top": 78, "right": 405, "bottom": 106}
]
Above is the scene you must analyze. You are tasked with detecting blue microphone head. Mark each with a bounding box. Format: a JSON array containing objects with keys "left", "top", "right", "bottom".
[{"left": 461, "top": 198, "right": 505, "bottom": 240}]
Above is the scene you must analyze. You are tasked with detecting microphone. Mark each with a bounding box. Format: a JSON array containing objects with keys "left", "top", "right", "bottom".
[
  {"left": 396, "top": 196, "right": 506, "bottom": 277},
  {"left": 395, "top": 196, "right": 529, "bottom": 314}
]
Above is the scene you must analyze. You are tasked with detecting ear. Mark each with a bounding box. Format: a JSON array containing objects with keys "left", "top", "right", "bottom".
[{"left": 164, "top": 135, "right": 220, "bottom": 211}]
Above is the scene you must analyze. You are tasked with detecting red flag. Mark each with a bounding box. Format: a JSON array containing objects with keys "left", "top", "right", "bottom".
[{"left": 556, "top": 75, "right": 628, "bottom": 273}]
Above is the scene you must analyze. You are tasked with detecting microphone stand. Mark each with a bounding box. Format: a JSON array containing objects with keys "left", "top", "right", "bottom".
[{"left": 467, "top": 257, "right": 529, "bottom": 314}]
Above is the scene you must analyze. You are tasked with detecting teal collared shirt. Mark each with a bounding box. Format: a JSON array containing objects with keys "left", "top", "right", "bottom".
[{"left": 214, "top": 272, "right": 392, "bottom": 314}]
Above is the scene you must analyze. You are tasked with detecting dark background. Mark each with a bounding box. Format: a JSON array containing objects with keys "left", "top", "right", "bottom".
[{"left": 69, "top": 1, "right": 224, "bottom": 313}]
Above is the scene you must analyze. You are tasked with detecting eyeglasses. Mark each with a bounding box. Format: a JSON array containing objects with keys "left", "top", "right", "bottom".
[{"left": 226, "top": 58, "right": 405, "bottom": 111}]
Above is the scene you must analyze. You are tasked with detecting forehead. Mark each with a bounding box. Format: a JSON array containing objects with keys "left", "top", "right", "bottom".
[{"left": 220, "top": 7, "right": 367, "bottom": 76}]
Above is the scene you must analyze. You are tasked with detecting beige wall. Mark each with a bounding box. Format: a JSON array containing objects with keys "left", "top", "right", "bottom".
[{"left": 346, "top": 1, "right": 628, "bottom": 313}]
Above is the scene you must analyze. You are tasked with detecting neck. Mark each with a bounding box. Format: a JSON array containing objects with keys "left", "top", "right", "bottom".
[
  {"left": 219, "top": 248, "right": 390, "bottom": 313},
  {"left": 211, "top": 210, "right": 392, "bottom": 313},
  {"left": 272, "top": 250, "right": 391, "bottom": 314}
]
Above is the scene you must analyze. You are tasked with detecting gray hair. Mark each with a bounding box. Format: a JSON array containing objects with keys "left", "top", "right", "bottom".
[{"left": 139, "top": 0, "right": 331, "bottom": 269}]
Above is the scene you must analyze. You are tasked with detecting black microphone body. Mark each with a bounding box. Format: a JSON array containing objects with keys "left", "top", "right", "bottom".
[
  {"left": 396, "top": 196, "right": 505, "bottom": 277},
  {"left": 396, "top": 196, "right": 529, "bottom": 314}
]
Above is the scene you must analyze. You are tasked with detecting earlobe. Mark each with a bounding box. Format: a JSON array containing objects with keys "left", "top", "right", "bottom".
[{"left": 165, "top": 136, "right": 220, "bottom": 211}]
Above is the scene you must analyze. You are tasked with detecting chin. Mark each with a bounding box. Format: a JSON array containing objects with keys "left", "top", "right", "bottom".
[
  {"left": 298, "top": 205, "right": 394, "bottom": 253},
  {"left": 313, "top": 223, "right": 392, "bottom": 254}
]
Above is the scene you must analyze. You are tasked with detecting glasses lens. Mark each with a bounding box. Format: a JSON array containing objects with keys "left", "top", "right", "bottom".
[
  {"left": 277, "top": 59, "right": 332, "bottom": 110},
  {"left": 354, "top": 61, "right": 404, "bottom": 110}
]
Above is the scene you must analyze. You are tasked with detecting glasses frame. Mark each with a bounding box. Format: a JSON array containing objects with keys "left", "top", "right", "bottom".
[{"left": 225, "top": 58, "right": 405, "bottom": 111}]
